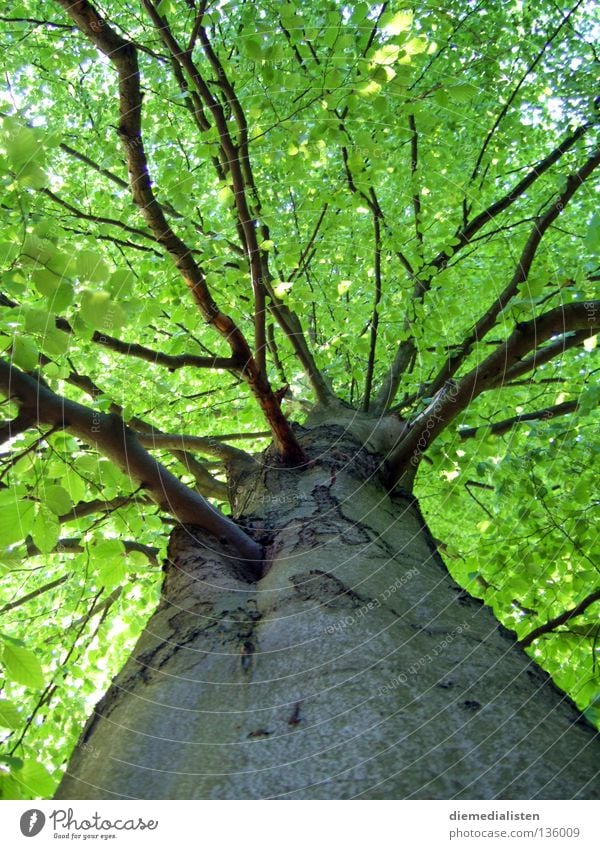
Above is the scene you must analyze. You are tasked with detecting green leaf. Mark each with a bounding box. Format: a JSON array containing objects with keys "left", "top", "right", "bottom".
[
  {"left": 371, "top": 45, "right": 401, "bottom": 66},
  {"left": 584, "top": 213, "right": 600, "bottom": 252},
  {"left": 92, "top": 538, "right": 126, "bottom": 589},
  {"left": 41, "top": 326, "right": 70, "bottom": 357},
  {"left": 243, "top": 38, "right": 263, "bottom": 60},
  {"left": 403, "top": 36, "right": 428, "bottom": 56},
  {"left": 449, "top": 83, "right": 478, "bottom": 102},
  {"left": 1, "top": 643, "right": 45, "bottom": 689}
]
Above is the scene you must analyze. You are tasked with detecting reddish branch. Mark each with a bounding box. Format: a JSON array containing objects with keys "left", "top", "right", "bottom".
[
  {"left": 0, "top": 358, "right": 263, "bottom": 563},
  {"left": 520, "top": 588, "right": 600, "bottom": 649},
  {"left": 374, "top": 123, "right": 595, "bottom": 412},
  {"left": 140, "top": 0, "right": 267, "bottom": 372},
  {"left": 55, "top": 0, "right": 304, "bottom": 464}
]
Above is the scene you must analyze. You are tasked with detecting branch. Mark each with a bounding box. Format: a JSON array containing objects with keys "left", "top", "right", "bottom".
[
  {"left": 472, "top": 302, "right": 600, "bottom": 395},
  {"left": 289, "top": 204, "right": 329, "bottom": 283},
  {"left": 55, "top": 0, "right": 305, "bottom": 464},
  {"left": 458, "top": 400, "right": 579, "bottom": 440},
  {"left": 520, "top": 588, "right": 600, "bottom": 649},
  {"left": 386, "top": 301, "right": 600, "bottom": 486},
  {"left": 58, "top": 496, "right": 154, "bottom": 525},
  {"left": 0, "top": 358, "right": 262, "bottom": 563},
  {"left": 0, "top": 14, "right": 75, "bottom": 29},
  {"left": 469, "top": 0, "right": 586, "bottom": 182},
  {"left": 40, "top": 188, "right": 154, "bottom": 242},
  {"left": 363, "top": 202, "right": 382, "bottom": 411},
  {"left": 134, "top": 430, "right": 252, "bottom": 464},
  {"left": 0, "top": 574, "right": 68, "bottom": 616},
  {"left": 373, "top": 125, "right": 595, "bottom": 414},
  {"left": 0, "top": 539, "right": 160, "bottom": 615},
  {"left": 0, "top": 293, "right": 236, "bottom": 371},
  {"left": 170, "top": 450, "right": 228, "bottom": 501},
  {"left": 141, "top": 0, "right": 267, "bottom": 371},
  {"left": 0, "top": 411, "right": 36, "bottom": 444},
  {"left": 408, "top": 114, "right": 423, "bottom": 251},
  {"left": 425, "top": 147, "right": 600, "bottom": 399},
  {"left": 499, "top": 329, "right": 591, "bottom": 383},
  {"left": 430, "top": 121, "right": 593, "bottom": 273}
]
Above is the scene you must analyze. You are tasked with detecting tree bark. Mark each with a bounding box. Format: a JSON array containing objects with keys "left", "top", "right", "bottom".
[{"left": 55, "top": 421, "right": 600, "bottom": 799}]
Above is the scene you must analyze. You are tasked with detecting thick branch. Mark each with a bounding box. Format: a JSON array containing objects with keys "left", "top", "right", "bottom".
[
  {"left": 469, "top": 0, "right": 585, "bottom": 182},
  {"left": 458, "top": 400, "right": 579, "bottom": 440},
  {"left": 0, "top": 411, "right": 36, "bottom": 444},
  {"left": 0, "top": 358, "right": 262, "bottom": 563},
  {"left": 498, "top": 329, "right": 591, "bottom": 383}
]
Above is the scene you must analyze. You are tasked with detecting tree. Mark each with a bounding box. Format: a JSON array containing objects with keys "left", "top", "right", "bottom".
[{"left": 0, "top": 0, "right": 598, "bottom": 800}]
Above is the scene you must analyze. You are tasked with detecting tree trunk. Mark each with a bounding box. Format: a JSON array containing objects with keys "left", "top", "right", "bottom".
[{"left": 55, "top": 421, "right": 600, "bottom": 799}]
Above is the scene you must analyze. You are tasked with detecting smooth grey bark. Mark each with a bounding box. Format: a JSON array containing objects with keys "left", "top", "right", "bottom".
[{"left": 55, "top": 419, "right": 600, "bottom": 800}]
